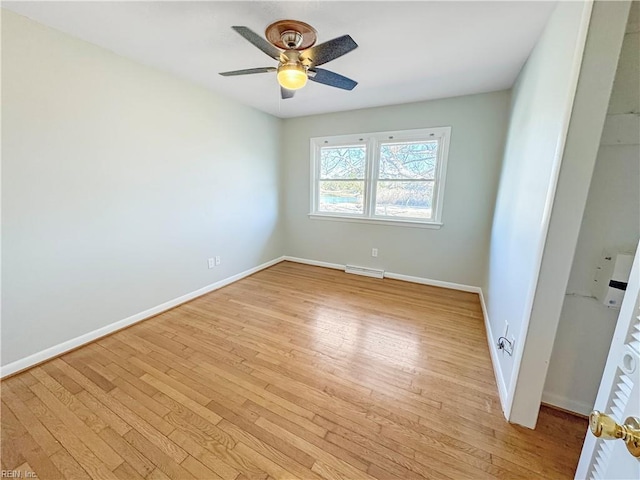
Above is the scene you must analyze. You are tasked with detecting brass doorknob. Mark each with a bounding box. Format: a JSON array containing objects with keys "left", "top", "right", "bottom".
[{"left": 589, "top": 410, "right": 640, "bottom": 458}]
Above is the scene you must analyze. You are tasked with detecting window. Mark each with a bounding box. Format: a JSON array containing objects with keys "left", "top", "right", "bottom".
[{"left": 310, "top": 127, "right": 451, "bottom": 227}]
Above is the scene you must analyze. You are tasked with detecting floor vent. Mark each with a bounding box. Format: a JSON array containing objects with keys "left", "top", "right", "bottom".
[{"left": 344, "top": 265, "right": 384, "bottom": 279}]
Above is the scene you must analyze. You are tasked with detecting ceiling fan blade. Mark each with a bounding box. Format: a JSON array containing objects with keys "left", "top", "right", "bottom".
[
  {"left": 281, "top": 87, "right": 295, "bottom": 99},
  {"left": 308, "top": 68, "right": 358, "bottom": 90},
  {"left": 232, "top": 26, "right": 282, "bottom": 60},
  {"left": 300, "top": 35, "right": 358, "bottom": 67},
  {"left": 219, "top": 67, "right": 276, "bottom": 76}
]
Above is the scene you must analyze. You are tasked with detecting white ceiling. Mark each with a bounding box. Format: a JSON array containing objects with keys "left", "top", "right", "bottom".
[{"left": 3, "top": 1, "right": 557, "bottom": 118}]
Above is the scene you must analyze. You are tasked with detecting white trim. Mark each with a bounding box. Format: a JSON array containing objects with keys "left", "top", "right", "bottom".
[
  {"left": 383, "top": 271, "right": 480, "bottom": 293},
  {"left": 541, "top": 391, "right": 592, "bottom": 416},
  {"left": 308, "top": 214, "right": 443, "bottom": 229},
  {"left": 504, "top": 0, "right": 594, "bottom": 419},
  {"left": 0, "top": 256, "right": 285, "bottom": 378},
  {"left": 479, "top": 289, "right": 509, "bottom": 418},
  {"left": 366, "top": 136, "right": 378, "bottom": 218},
  {"left": 283, "top": 256, "right": 479, "bottom": 292},
  {"left": 282, "top": 256, "right": 344, "bottom": 271}
]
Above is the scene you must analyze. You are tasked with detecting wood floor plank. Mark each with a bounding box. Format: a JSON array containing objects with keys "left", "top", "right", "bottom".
[
  {"left": 324, "top": 431, "right": 432, "bottom": 480},
  {"left": 128, "top": 356, "right": 211, "bottom": 406},
  {"left": 233, "top": 442, "right": 308, "bottom": 480},
  {"left": 122, "top": 429, "right": 194, "bottom": 479},
  {"left": 180, "top": 454, "right": 224, "bottom": 480},
  {"left": 218, "top": 418, "right": 318, "bottom": 474},
  {"left": 147, "top": 467, "right": 172, "bottom": 480},
  {"left": 163, "top": 363, "right": 250, "bottom": 408},
  {"left": 24, "top": 394, "right": 118, "bottom": 480},
  {"left": 104, "top": 362, "right": 160, "bottom": 398},
  {"left": 174, "top": 425, "right": 269, "bottom": 480},
  {"left": 243, "top": 401, "right": 369, "bottom": 473},
  {"left": 75, "top": 390, "right": 132, "bottom": 437},
  {"left": 192, "top": 363, "right": 315, "bottom": 422},
  {"left": 233, "top": 442, "right": 298, "bottom": 479},
  {"left": 255, "top": 416, "right": 377, "bottom": 480},
  {"left": 2, "top": 383, "right": 62, "bottom": 457},
  {"left": 312, "top": 459, "right": 365, "bottom": 480},
  {"left": 167, "top": 429, "right": 240, "bottom": 480},
  {"left": 30, "top": 367, "right": 110, "bottom": 435},
  {"left": 1, "top": 401, "right": 28, "bottom": 469},
  {"left": 164, "top": 404, "right": 236, "bottom": 451},
  {"left": 50, "top": 448, "right": 92, "bottom": 480},
  {"left": 140, "top": 372, "right": 223, "bottom": 426},
  {"left": 53, "top": 358, "right": 188, "bottom": 465},
  {"left": 109, "top": 387, "right": 174, "bottom": 436},
  {"left": 113, "top": 461, "right": 146, "bottom": 480},
  {"left": 109, "top": 374, "right": 171, "bottom": 418},
  {"left": 28, "top": 380, "right": 123, "bottom": 470},
  {"left": 266, "top": 383, "right": 383, "bottom": 437},
  {"left": 41, "top": 362, "right": 84, "bottom": 395},
  {"left": 1, "top": 262, "right": 588, "bottom": 480},
  {"left": 62, "top": 353, "right": 116, "bottom": 393},
  {"left": 98, "top": 427, "right": 156, "bottom": 478},
  {"left": 243, "top": 394, "right": 327, "bottom": 438}
]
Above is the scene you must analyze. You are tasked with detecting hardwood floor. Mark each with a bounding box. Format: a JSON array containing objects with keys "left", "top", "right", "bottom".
[{"left": 1, "top": 261, "right": 588, "bottom": 479}]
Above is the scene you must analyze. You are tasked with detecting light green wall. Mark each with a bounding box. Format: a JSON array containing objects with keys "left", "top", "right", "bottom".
[
  {"left": 282, "top": 91, "right": 511, "bottom": 287},
  {"left": 1, "top": 10, "right": 284, "bottom": 366},
  {"left": 483, "top": 1, "right": 593, "bottom": 421}
]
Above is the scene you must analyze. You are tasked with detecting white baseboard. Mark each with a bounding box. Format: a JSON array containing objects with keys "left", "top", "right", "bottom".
[
  {"left": 384, "top": 272, "right": 481, "bottom": 293},
  {"left": 541, "top": 391, "right": 592, "bottom": 416},
  {"left": 282, "top": 256, "right": 344, "bottom": 270},
  {"left": 0, "top": 256, "right": 286, "bottom": 378},
  {"left": 283, "top": 256, "right": 481, "bottom": 293},
  {"left": 479, "top": 289, "right": 509, "bottom": 419}
]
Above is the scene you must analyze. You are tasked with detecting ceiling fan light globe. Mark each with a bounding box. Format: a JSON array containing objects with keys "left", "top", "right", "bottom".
[{"left": 277, "top": 64, "right": 307, "bottom": 90}]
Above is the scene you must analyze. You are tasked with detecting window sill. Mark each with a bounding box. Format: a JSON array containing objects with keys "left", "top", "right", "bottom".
[{"left": 308, "top": 213, "right": 443, "bottom": 229}]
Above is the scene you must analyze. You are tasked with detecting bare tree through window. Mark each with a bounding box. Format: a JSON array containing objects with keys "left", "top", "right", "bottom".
[{"left": 319, "top": 145, "right": 366, "bottom": 214}]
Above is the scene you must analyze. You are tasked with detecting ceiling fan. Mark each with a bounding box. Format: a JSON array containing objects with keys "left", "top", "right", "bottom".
[{"left": 219, "top": 20, "right": 358, "bottom": 99}]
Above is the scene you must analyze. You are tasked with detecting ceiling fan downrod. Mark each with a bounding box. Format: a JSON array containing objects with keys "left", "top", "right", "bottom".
[{"left": 280, "top": 30, "right": 303, "bottom": 50}]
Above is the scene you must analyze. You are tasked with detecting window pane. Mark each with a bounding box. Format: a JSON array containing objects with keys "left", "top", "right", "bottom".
[
  {"left": 375, "top": 181, "right": 433, "bottom": 219},
  {"left": 320, "top": 146, "right": 366, "bottom": 179},
  {"left": 319, "top": 180, "right": 364, "bottom": 214},
  {"left": 379, "top": 141, "right": 438, "bottom": 180}
]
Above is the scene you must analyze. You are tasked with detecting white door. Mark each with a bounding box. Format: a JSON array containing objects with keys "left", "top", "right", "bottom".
[{"left": 575, "top": 241, "right": 640, "bottom": 479}]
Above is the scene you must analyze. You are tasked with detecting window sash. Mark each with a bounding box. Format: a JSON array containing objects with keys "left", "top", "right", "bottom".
[
  {"left": 372, "top": 138, "right": 441, "bottom": 220},
  {"left": 373, "top": 180, "right": 435, "bottom": 220},
  {"left": 314, "top": 140, "right": 368, "bottom": 216}
]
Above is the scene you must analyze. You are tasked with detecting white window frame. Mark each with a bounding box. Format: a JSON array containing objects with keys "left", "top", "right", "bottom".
[{"left": 309, "top": 126, "right": 451, "bottom": 228}]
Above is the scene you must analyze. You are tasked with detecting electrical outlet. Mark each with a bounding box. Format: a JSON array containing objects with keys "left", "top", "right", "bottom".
[
  {"left": 207, "top": 258, "right": 215, "bottom": 269},
  {"left": 372, "top": 248, "right": 378, "bottom": 257},
  {"left": 215, "top": 256, "right": 221, "bottom": 266}
]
